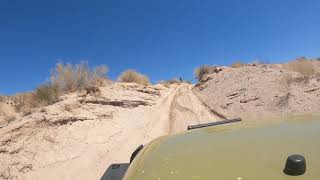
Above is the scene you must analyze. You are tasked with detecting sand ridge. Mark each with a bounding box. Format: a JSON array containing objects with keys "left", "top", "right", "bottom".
[{"left": 0, "top": 82, "right": 219, "bottom": 180}]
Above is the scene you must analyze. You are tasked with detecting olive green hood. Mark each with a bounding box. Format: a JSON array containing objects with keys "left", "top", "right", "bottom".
[{"left": 123, "top": 114, "right": 320, "bottom": 180}]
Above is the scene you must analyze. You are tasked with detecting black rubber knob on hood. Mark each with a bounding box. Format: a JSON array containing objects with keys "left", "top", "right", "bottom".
[{"left": 283, "top": 154, "right": 306, "bottom": 176}]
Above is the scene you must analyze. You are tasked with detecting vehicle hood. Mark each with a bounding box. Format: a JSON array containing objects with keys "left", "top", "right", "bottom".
[{"left": 123, "top": 114, "right": 320, "bottom": 180}]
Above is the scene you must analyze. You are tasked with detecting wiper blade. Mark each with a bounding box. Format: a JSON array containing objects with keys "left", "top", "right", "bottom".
[{"left": 187, "top": 118, "right": 241, "bottom": 130}]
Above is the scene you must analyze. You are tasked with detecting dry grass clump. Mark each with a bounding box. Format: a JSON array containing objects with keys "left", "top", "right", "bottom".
[
  {"left": 35, "top": 84, "right": 60, "bottom": 106},
  {"left": 118, "top": 70, "right": 151, "bottom": 86},
  {"left": 282, "top": 59, "right": 315, "bottom": 77},
  {"left": 194, "top": 65, "right": 211, "bottom": 81},
  {"left": 11, "top": 89, "right": 57, "bottom": 114},
  {"left": 194, "top": 65, "right": 222, "bottom": 81},
  {"left": 231, "top": 61, "right": 245, "bottom": 68},
  {"left": 11, "top": 61, "right": 109, "bottom": 113},
  {"left": 12, "top": 92, "right": 38, "bottom": 113},
  {"left": 51, "top": 61, "right": 109, "bottom": 92}
]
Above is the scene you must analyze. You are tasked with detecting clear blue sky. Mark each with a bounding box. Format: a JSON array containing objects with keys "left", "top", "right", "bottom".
[{"left": 1, "top": 0, "right": 319, "bottom": 95}]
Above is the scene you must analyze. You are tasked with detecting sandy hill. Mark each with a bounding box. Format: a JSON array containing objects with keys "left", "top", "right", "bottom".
[
  {"left": 194, "top": 62, "right": 320, "bottom": 119},
  {"left": 1, "top": 60, "right": 320, "bottom": 180},
  {"left": 0, "top": 83, "right": 219, "bottom": 180}
]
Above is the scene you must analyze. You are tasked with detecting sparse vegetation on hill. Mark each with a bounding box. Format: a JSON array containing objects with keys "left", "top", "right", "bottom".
[
  {"left": 194, "top": 65, "right": 222, "bottom": 81},
  {"left": 37, "top": 61, "right": 108, "bottom": 105},
  {"left": 7, "top": 62, "right": 110, "bottom": 114},
  {"left": 282, "top": 59, "right": 315, "bottom": 77},
  {"left": 2, "top": 58, "right": 320, "bottom": 179},
  {"left": 230, "top": 61, "right": 245, "bottom": 68},
  {"left": 51, "top": 61, "right": 109, "bottom": 92},
  {"left": 118, "top": 69, "right": 150, "bottom": 86},
  {"left": 194, "top": 65, "right": 211, "bottom": 81},
  {"left": 12, "top": 92, "right": 37, "bottom": 113},
  {"left": 35, "top": 84, "right": 60, "bottom": 106}
]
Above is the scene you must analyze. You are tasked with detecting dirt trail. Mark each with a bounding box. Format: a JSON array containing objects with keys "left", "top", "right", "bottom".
[
  {"left": 0, "top": 83, "right": 220, "bottom": 180},
  {"left": 168, "top": 84, "right": 221, "bottom": 133}
]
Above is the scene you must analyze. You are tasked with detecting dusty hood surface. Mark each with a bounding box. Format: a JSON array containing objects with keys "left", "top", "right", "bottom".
[{"left": 124, "top": 114, "right": 320, "bottom": 180}]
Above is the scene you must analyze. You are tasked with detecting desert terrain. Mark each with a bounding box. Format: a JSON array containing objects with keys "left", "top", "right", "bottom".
[{"left": 1, "top": 59, "right": 320, "bottom": 179}]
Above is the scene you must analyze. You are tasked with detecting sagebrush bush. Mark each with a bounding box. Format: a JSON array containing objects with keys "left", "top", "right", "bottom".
[
  {"left": 51, "top": 61, "right": 109, "bottom": 92},
  {"left": 282, "top": 59, "right": 315, "bottom": 77},
  {"left": 194, "top": 65, "right": 211, "bottom": 81},
  {"left": 11, "top": 61, "right": 109, "bottom": 112},
  {"left": 35, "top": 84, "right": 60, "bottom": 105},
  {"left": 231, "top": 61, "right": 245, "bottom": 68},
  {"left": 12, "top": 84, "right": 59, "bottom": 113},
  {"left": 118, "top": 70, "right": 150, "bottom": 86}
]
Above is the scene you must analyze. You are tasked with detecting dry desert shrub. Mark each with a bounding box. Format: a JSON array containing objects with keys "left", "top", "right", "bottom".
[
  {"left": 231, "top": 61, "right": 245, "bottom": 68},
  {"left": 12, "top": 92, "right": 38, "bottom": 113},
  {"left": 51, "top": 61, "right": 109, "bottom": 92},
  {"left": 194, "top": 65, "right": 223, "bottom": 81},
  {"left": 282, "top": 59, "right": 315, "bottom": 77},
  {"left": 35, "top": 83, "right": 60, "bottom": 106},
  {"left": 12, "top": 61, "right": 109, "bottom": 111},
  {"left": 12, "top": 86, "right": 59, "bottom": 113},
  {"left": 194, "top": 65, "right": 211, "bottom": 81},
  {"left": 118, "top": 69, "right": 151, "bottom": 86}
]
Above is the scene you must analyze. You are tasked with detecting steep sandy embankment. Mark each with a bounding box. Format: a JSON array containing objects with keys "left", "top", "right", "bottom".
[
  {"left": 0, "top": 83, "right": 220, "bottom": 180},
  {"left": 194, "top": 64, "right": 320, "bottom": 119}
]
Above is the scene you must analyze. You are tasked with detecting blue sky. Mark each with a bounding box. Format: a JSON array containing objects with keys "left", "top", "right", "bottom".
[{"left": 1, "top": 0, "right": 319, "bottom": 95}]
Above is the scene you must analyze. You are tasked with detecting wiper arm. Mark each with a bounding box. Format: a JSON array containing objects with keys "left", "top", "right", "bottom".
[{"left": 187, "top": 118, "right": 242, "bottom": 130}]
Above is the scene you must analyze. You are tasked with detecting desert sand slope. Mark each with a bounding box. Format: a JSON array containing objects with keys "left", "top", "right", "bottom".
[
  {"left": 194, "top": 64, "right": 320, "bottom": 119},
  {"left": 0, "top": 83, "right": 219, "bottom": 180},
  {"left": 0, "top": 101, "right": 19, "bottom": 126}
]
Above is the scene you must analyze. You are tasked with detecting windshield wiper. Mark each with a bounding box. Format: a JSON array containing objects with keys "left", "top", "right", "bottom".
[{"left": 187, "top": 118, "right": 241, "bottom": 130}]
